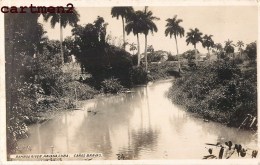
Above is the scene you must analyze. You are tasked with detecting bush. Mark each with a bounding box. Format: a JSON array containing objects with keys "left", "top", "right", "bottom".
[
  {"left": 245, "top": 42, "right": 256, "bottom": 62},
  {"left": 62, "top": 81, "right": 98, "bottom": 100},
  {"left": 148, "top": 62, "right": 180, "bottom": 81},
  {"left": 130, "top": 67, "right": 148, "bottom": 85},
  {"left": 147, "top": 51, "right": 165, "bottom": 63},
  {"left": 212, "top": 60, "right": 241, "bottom": 82},
  {"left": 101, "top": 78, "right": 124, "bottom": 94},
  {"left": 167, "top": 54, "right": 178, "bottom": 61},
  {"left": 132, "top": 54, "right": 138, "bottom": 66},
  {"left": 234, "top": 57, "right": 243, "bottom": 64},
  {"left": 168, "top": 60, "right": 257, "bottom": 129}
]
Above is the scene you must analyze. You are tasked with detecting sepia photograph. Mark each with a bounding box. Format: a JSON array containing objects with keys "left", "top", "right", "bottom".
[{"left": 2, "top": 0, "right": 258, "bottom": 163}]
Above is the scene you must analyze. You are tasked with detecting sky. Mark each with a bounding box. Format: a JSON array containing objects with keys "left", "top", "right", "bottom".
[{"left": 38, "top": 6, "right": 258, "bottom": 55}]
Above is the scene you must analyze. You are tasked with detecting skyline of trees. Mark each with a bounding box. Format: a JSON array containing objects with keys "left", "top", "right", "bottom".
[{"left": 40, "top": 7, "right": 256, "bottom": 61}]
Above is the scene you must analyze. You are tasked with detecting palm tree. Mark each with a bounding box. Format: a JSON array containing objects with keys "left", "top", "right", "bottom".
[
  {"left": 202, "top": 34, "right": 214, "bottom": 61},
  {"left": 224, "top": 39, "right": 235, "bottom": 63},
  {"left": 43, "top": 10, "right": 80, "bottom": 65},
  {"left": 214, "top": 43, "right": 223, "bottom": 53},
  {"left": 165, "top": 15, "right": 185, "bottom": 73},
  {"left": 141, "top": 7, "right": 160, "bottom": 72},
  {"left": 125, "top": 10, "right": 143, "bottom": 67},
  {"left": 129, "top": 42, "right": 137, "bottom": 55},
  {"left": 224, "top": 39, "right": 235, "bottom": 56},
  {"left": 236, "top": 40, "right": 244, "bottom": 58},
  {"left": 186, "top": 28, "right": 203, "bottom": 65},
  {"left": 111, "top": 7, "right": 134, "bottom": 50}
]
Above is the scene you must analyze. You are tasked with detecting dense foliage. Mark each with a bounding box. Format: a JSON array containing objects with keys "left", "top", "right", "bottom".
[
  {"left": 146, "top": 50, "right": 167, "bottom": 63},
  {"left": 5, "top": 13, "right": 90, "bottom": 154},
  {"left": 245, "top": 41, "right": 257, "bottom": 62},
  {"left": 168, "top": 59, "right": 257, "bottom": 129},
  {"left": 167, "top": 54, "right": 178, "bottom": 61},
  {"left": 101, "top": 78, "right": 124, "bottom": 93},
  {"left": 71, "top": 17, "right": 133, "bottom": 87},
  {"left": 5, "top": 13, "right": 45, "bottom": 154},
  {"left": 181, "top": 49, "right": 198, "bottom": 61}
]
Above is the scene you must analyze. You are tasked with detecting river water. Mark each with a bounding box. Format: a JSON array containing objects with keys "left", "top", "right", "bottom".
[{"left": 17, "top": 79, "right": 257, "bottom": 160}]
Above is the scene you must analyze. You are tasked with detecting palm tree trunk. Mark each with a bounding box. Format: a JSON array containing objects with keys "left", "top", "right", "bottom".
[
  {"left": 239, "top": 47, "right": 242, "bottom": 59},
  {"left": 137, "top": 33, "right": 140, "bottom": 67},
  {"left": 174, "top": 36, "right": 180, "bottom": 73},
  {"left": 195, "top": 44, "right": 198, "bottom": 66},
  {"left": 208, "top": 47, "right": 210, "bottom": 62},
  {"left": 145, "top": 34, "right": 148, "bottom": 72},
  {"left": 60, "top": 20, "right": 64, "bottom": 65},
  {"left": 122, "top": 16, "right": 125, "bottom": 50}
]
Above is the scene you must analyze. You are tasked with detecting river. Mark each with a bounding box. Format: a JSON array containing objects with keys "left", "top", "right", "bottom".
[{"left": 16, "top": 79, "right": 257, "bottom": 160}]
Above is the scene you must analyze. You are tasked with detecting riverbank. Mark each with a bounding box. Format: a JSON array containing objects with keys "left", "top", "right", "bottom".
[
  {"left": 167, "top": 59, "right": 257, "bottom": 130},
  {"left": 31, "top": 62, "right": 180, "bottom": 126},
  {"left": 15, "top": 79, "right": 258, "bottom": 160}
]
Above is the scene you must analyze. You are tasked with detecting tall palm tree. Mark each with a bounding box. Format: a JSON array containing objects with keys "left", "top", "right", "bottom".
[
  {"left": 125, "top": 10, "right": 143, "bottom": 67},
  {"left": 202, "top": 34, "right": 214, "bottom": 61},
  {"left": 186, "top": 28, "right": 203, "bottom": 65},
  {"left": 43, "top": 10, "right": 80, "bottom": 65},
  {"left": 141, "top": 7, "right": 160, "bottom": 72},
  {"left": 236, "top": 40, "right": 244, "bottom": 58},
  {"left": 165, "top": 15, "right": 185, "bottom": 73},
  {"left": 111, "top": 7, "right": 134, "bottom": 50},
  {"left": 129, "top": 42, "right": 137, "bottom": 55}
]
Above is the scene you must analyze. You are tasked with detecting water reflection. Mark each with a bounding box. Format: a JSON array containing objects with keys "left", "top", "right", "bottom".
[{"left": 17, "top": 80, "right": 257, "bottom": 159}]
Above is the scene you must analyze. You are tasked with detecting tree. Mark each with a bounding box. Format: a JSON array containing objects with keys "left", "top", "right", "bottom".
[
  {"left": 111, "top": 7, "right": 134, "bottom": 50},
  {"left": 236, "top": 40, "right": 244, "bottom": 58},
  {"left": 245, "top": 41, "right": 256, "bottom": 62},
  {"left": 125, "top": 10, "right": 143, "bottom": 67},
  {"left": 63, "top": 36, "right": 76, "bottom": 62},
  {"left": 181, "top": 49, "right": 198, "bottom": 62},
  {"left": 202, "top": 34, "right": 214, "bottom": 61},
  {"left": 43, "top": 9, "right": 80, "bottom": 65},
  {"left": 147, "top": 50, "right": 166, "bottom": 63},
  {"left": 214, "top": 43, "right": 223, "bottom": 53},
  {"left": 224, "top": 39, "right": 235, "bottom": 55},
  {"left": 165, "top": 15, "right": 185, "bottom": 73},
  {"left": 72, "top": 16, "right": 107, "bottom": 74},
  {"left": 72, "top": 16, "right": 133, "bottom": 87},
  {"left": 5, "top": 12, "right": 46, "bottom": 154},
  {"left": 129, "top": 42, "right": 137, "bottom": 55},
  {"left": 186, "top": 28, "right": 203, "bottom": 65},
  {"left": 140, "top": 7, "right": 160, "bottom": 72},
  {"left": 147, "top": 45, "right": 154, "bottom": 53}
]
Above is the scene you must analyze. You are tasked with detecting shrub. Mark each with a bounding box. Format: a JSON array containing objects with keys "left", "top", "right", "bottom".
[
  {"left": 62, "top": 81, "right": 98, "bottom": 100},
  {"left": 245, "top": 41, "right": 256, "bottom": 62},
  {"left": 168, "top": 60, "right": 257, "bottom": 129},
  {"left": 131, "top": 54, "right": 138, "bottom": 66},
  {"left": 147, "top": 51, "right": 165, "bottom": 63},
  {"left": 130, "top": 67, "right": 148, "bottom": 85},
  {"left": 101, "top": 78, "right": 124, "bottom": 94},
  {"left": 167, "top": 54, "right": 178, "bottom": 61}
]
